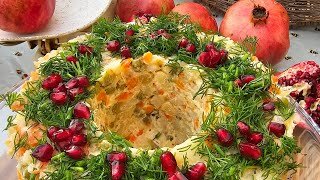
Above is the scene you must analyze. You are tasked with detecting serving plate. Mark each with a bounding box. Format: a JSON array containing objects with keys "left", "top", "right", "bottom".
[{"left": 0, "top": 0, "right": 112, "bottom": 42}]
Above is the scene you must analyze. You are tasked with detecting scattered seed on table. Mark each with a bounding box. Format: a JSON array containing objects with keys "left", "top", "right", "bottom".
[
  {"left": 290, "top": 33, "right": 299, "bottom": 37},
  {"left": 315, "top": 27, "right": 320, "bottom": 31},
  {"left": 16, "top": 69, "right": 22, "bottom": 74},
  {"left": 22, "top": 74, "right": 28, "bottom": 79},
  {"left": 14, "top": 52, "right": 22, "bottom": 56},
  {"left": 310, "top": 50, "right": 318, "bottom": 54},
  {"left": 285, "top": 56, "right": 292, "bottom": 60}
]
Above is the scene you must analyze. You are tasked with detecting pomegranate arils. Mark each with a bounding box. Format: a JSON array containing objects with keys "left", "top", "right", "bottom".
[
  {"left": 120, "top": 46, "right": 132, "bottom": 59},
  {"left": 53, "top": 83, "right": 67, "bottom": 93},
  {"left": 78, "top": 45, "right": 93, "bottom": 55},
  {"left": 169, "top": 171, "right": 188, "bottom": 180},
  {"left": 47, "top": 126, "right": 60, "bottom": 140},
  {"left": 73, "top": 102, "right": 91, "bottom": 119},
  {"left": 56, "top": 140, "right": 71, "bottom": 151},
  {"left": 262, "top": 101, "right": 275, "bottom": 111},
  {"left": 179, "top": 38, "right": 189, "bottom": 48},
  {"left": 106, "top": 40, "right": 121, "bottom": 52},
  {"left": 305, "top": 96, "right": 316, "bottom": 108},
  {"left": 125, "top": 29, "right": 135, "bottom": 36},
  {"left": 205, "top": 43, "right": 216, "bottom": 52},
  {"left": 50, "top": 92, "right": 68, "bottom": 105},
  {"left": 71, "top": 134, "right": 87, "bottom": 146},
  {"left": 69, "top": 119, "right": 85, "bottom": 134},
  {"left": 234, "top": 79, "right": 243, "bottom": 87},
  {"left": 77, "top": 76, "right": 90, "bottom": 88},
  {"left": 241, "top": 75, "right": 255, "bottom": 84},
  {"left": 216, "top": 128, "right": 234, "bottom": 147},
  {"left": 268, "top": 122, "right": 286, "bottom": 138},
  {"left": 186, "top": 43, "right": 196, "bottom": 53},
  {"left": 107, "top": 152, "right": 127, "bottom": 163},
  {"left": 32, "top": 143, "right": 54, "bottom": 162},
  {"left": 42, "top": 74, "right": 63, "bottom": 90},
  {"left": 110, "top": 161, "right": 126, "bottom": 180},
  {"left": 247, "top": 132, "right": 263, "bottom": 144},
  {"left": 66, "top": 55, "right": 78, "bottom": 63},
  {"left": 237, "top": 121, "right": 251, "bottom": 136},
  {"left": 53, "top": 129, "right": 72, "bottom": 142},
  {"left": 65, "top": 78, "right": 79, "bottom": 90},
  {"left": 198, "top": 52, "right": 211, "bottom": 67},
  {"left": 185, "top": 162, "right": 207, "bottom": 180},
  {"left": 65, "top": 145, "right": 84, "bottom": 160},
  {"left": 239, "top": 142, "right": 262, "bottom": 160},
  {"left": 160, "top": 151, "right": 178, "bottom": 176},
  {"left": 68, "top": 87, "right": 84, "bottom": 101}
]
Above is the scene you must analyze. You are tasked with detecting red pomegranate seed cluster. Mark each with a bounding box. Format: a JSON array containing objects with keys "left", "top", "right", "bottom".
[
  {"left": 105, "top": 39, "right": 132, "bottom": 59},
  {"left": 106, "top": 152, "right": 127, "bottom": 180},
  {"left": 234, "top": 75, "right": 256, "bottom": 87},
  {"left": 42, "top": 74, "right": 90, "bottom": 105},
  {"left": 198, "top": 43, "right": 228, "bottom": 68},
  {"left": 178, "top": 38, "right": 196, "bottom": 53},
  {"left": 136, "top": 13, "right": 153, "bottom": 24}
]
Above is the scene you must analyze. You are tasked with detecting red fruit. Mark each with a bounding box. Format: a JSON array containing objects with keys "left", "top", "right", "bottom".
[
  {"left": 65, "top": 145, "right": 84, "bottom": 160},
  {"left": 56, "top": 140, "right": 71, "bottom": 151},
  {"left": 42, "top": 74, "right": 63, "bottom": 90},
  {"left": 161, "top": 32, "right": 172, "bottom": 39},
  {"left": 68, "top": 87, "right": 84, "bottom": 101},
  {"left": 53, "top": 129, "right": 72, "bottom": 142},
  {"left": 66, "top": 55, "right": 78, "bottom": 63},
  {"left": 71, "top": 134, "right": 87, "bottom": 146},
  {"left": 205, "top": 43, "right": 216, "bottom": 52},
  {"left": 185, "top": 162, "right": 207, "bottom": 180},
  {"left": 239, "top": 142, "right": 262, "bottom": 160},
  {"left": 208, "top": 49, "right": 225, "bottom": 66},
  {"left": 186, "top": 43, "right": 196, "bottom": 53},
  {"left": 262, "top": 101, "right": 275, "bottom": 111},
  {"left": 125, "top": 29, "right": 135, "bottom": 36},
  {"left": 107, "top": 152, "right": 127, "bottom": 163},
  {"left": 77, "top": 76, "right": 90, "bottom": 88},
  {"left": 120, "top": 46, "right": 132, "bottom": 59},
  {"left": 268, "top": 122, "right": 286, "bottom": 138},
  {"left": 31, "top": 143, "right": 54, "bottom": 162},
  {"left": 69, "top": 119, "right": 85, "bottom": 134},
  {"left": 172, "top": 2, "right": 218, "bottom": 32},
  {"left": 115, "top": 0, "right": 174, "bottom": 22},
  {"left": 110, "top": 161, "right": 126, "bottom": 180},
  {"left": 241, "top": 75, "right": 255, "bottom": 84},
  {"left": 0, "top": 0, "right": 55, "bottom": 34},
  {"left": 47, "top": 126, "right": 60, "bottom": 140},
  {"left": 50, "top": 92, "right": 68, "bottom": 105},
  {"left": 234, "top": 79, "right": 243, "bottom": 87},
  {"left": 216, "top": 128, "right": 234, "bottom": 147},
  {"left": 237, "top": 121, "right": 251, "bottom": 136},
  {"left": 73, "top": 102, "right": 91, "bottom": 119},
  {"left": 78, "top": 45, "right": 93, "bottom": 55},
  {"left": 160, "top": 151, "right": 178, "bottom": 176},
  {"left": 157, "top": 29, "right": 167, "bottom": 35},
  {"left": 198, "top": 51, "right": 218, "bottom": 68},
  {"left": 169, "top": 171, "right": 188, "bottom": 180},
  {"left": 305, "top": 97, "right": 316, "bottom": 108},
  {"left": 247, "top": 132, "right": 263, "bottom": 144},
  {"left": 179, "top": 38, "right": 189, "bottom": 48},
  {"left": 106, "top": 40, "right": 121, "bottom": 52},
  {"left": 220, "top": 0, "right": 290, "bottom": 65},
  {"left": 53, "top": 83, "right": 67, "bottom": 93}
]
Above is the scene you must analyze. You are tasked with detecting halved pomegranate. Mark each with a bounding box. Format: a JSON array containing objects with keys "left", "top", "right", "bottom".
[{"left": 32, "top": 143, "right": 54, "bottom": 162}]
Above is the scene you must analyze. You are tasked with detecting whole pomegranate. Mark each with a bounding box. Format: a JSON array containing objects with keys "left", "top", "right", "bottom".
[
  {"left": 0, "top": 0, "right": 56, "bottom": 34},
  {"left": 220, "top": 0, "right": 290, "bottom": 65},
  {"left": 172, "top": 2, "right": 218, "bottom": 32},
  {"left": 115, "top": 0, "right": 175, "bottom": 22}
]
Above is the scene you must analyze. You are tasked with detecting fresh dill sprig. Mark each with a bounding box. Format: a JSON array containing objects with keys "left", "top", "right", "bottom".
[{"left": 0, "top": 92, "right": 24, "bottom": 108}]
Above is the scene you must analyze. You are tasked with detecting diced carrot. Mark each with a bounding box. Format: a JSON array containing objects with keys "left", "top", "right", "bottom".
[
  {"left": 143, "top": 104, "right": 154, "bottom": 114},
  {"left": 11, "top": 101, "right": 24, "bottom": 111},
  {"left": 96, "top": 89, "right": 110, "bottom": 106},
  {"left": 137, "top": 129, "right": 144, "bottom": 136},
  {"left": 174, "top": 79, "right": 185, "bottom": 90},
  {"left": 158, "top": 89, "right": 165, "bottom": 95},
  {"left": 165, "top": 113, "right": 173, "bottom": 120},
  {"left": 136, "top": 101, "right": 144, "bottom": 108},
  {"left": 178, "top": 72, "right": 185, "bottom": 78},
  {"left": 126, "top": 77, "right": 139, "bottom": 90},
  {"left": 143, "top": 52, "right": 153, "bottom": 63},
  {"left": 194, "top": 118, "right": 199, "bottom": 129},
  {"left": 121, "top": 58, "right": 132, "bottom": 69},
  {"left": 269, "top": 84, "right": 280, "bottom": 94},
  {"left": 16, "top": 147, "right": 27, "bottom": 157},
  {"left": 116, "top": 92, "right": 133, "bottom": 102},
  {"left": 224, "top": 107, "right": 231, "bottom": 114},
  {"left": 127, "top": 134, "right": 136, "bottom": 142},
  {"left": 28, "top": 124, "right": 45, "bottom": 147}
]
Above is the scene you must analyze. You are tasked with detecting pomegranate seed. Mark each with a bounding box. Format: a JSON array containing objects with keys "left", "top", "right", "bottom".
[
  {"left": 53, "top": 83, "right": 67, "bottom": 93},
  {"left": 186, "top": 43, "right": 196, "bottom": 53},
  {"left": 42, "top": 74, "right": 63, "bottom": 90},
  {"left": 237, "top": 121, "right": 251, "bottom": 136},
  {"left": 316, "top": 84, "right": 320, "bottom": 98},
  {"left": 71, "top": 134, "right": 87, "bottom": 146},
  {"left": 56, "top": 140, "right": 71, "bottom": 151},
  {"left": 262, "top": 101, "right": 275, "bottom": 111},
  {"left": 205, "top": 43, "right": 216, "bottom": 52},
  {"left": 125, "top": 29, "right": 135, "bottom": 36},
  {"left": 47, "top": 126, "right": 60, "bottom": 140},
  {"left": 247, "top": 132, "right": 263, "bottom": 144},
  {"left": 208, "top": 49, "right": 224, "bottom": 65},
  {"left": 65, "top": 78, "right": 79, "bottom": 90},
  {"left": 73, "top": 102, "right": 91, "bottom": 119},
  {"left": 198, "top": 52, "right": 211, "bottom": 67},
  {"left": 169, "top": 171, "right": 188, "bottom": 180},
  {"left": 157, "top": 29, "right": 166, "bottom": 34},
  {"left": 216, "top": 128, "right": 234, "bottom": 147},
  {"left": 179, "top": 38, "right": 189, "bottom": 48},
  {"left": 120, "top": 46, "right": 132, "bottom": 59},
  {"left": 77, "top": 76, "right": 90, "bottom": 88},
  {"left": 161, "top": 32, "right": 172, "bottom": 39},
  {"left": 66, "top": 55, "right": 78, "bottom": 63},
  {"left": 69, "top": 119, "right": 85, "bottom": 134},
  {"left": 78, "top": 45, "right": 93, "bottom": 55},
  {"left": 268, "top": 122, "right": 286, "bottom": 138},
  {"left": 160, "top": 151, "right": 178, "bottom": 176},
  {"left": 219, "top": 50, "right": 228, "bottom": 60},
  {"left": 305, "top": 97, "right": 316, "bottom": 108},
  {"left": 278, "top": 77, "right": 286, "bottom": 86},
  {"left": 65, "top": 145, "right": 84, "bottom": 160},
  {"left": 239, "top": 142, "right": 262, "bottom": 160},
  {"left": 50, "top": 92, "right": 68, "bottom": 105},
  {"left": 106, "top": 40, "right": 121, "bottom": 52},
  {"left": 32, "top": 143, "right": 54, "bottom": 162},
  {"left": 68, "top": 87, "right": 84, "bottom": 101},
  {"left": 107, "top": 152, "right": 127, "bottom": 163},
  {"left": 185, "top": 162, "right": 207, "bottom": 180},
  {"left": 234, "top": 79, "right": 243, "bottom": 87},
  {"left": 289, "top": 91, "right": 299, "bottom": 98},
  {"left": 110, "top": 161, "right": 126, "bottom": 180},
  {"left": 149, "top": 32, "right": 158, "bottom": 39},
  {"left": 53, "top": 129, "right": 72, "bottom": 142},
  {"left": 241, "top": 75, "right": 255, "bottom": 84}
]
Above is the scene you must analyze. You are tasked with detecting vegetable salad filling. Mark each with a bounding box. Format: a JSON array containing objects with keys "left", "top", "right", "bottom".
[{"left": 1, "top": 14, "right": 301, "bottom": 180}]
